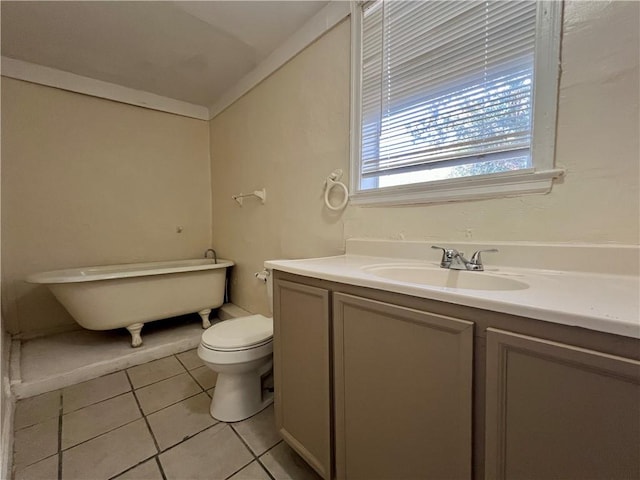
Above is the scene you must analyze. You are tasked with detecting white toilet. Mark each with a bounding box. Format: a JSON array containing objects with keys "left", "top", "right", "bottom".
[{"left": 197, "top": 270, "right": 274, "bottom": 422}]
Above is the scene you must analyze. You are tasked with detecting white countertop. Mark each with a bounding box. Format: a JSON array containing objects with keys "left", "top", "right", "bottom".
[{"left": 265, "top": 242, "right": 640, "bottom": 339}]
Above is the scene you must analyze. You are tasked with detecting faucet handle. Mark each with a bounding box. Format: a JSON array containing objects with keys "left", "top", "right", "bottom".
[
  {"left": 469, "top": 249, "right": 498, "bottom": 269},
  {"left": 431, "top": 245, "right": 456, "bottom": 268}
]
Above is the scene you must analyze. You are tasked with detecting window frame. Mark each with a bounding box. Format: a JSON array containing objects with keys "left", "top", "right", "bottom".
[{"left": 349, "top": 0, "right": 565, "bottom": 206}]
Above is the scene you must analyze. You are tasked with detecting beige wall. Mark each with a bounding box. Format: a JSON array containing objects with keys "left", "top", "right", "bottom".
[
  {"left": 346, "top": 1, "right": 639, "bottom": 244},
  {"left": 210, "top": 20, "right": 350, "bottom": 314},
  {"left": 210, "top": 2, "right": 639, "bottom": 315},
  {"left": 2, "top": 78, "right": 212, "bottom": 336}
]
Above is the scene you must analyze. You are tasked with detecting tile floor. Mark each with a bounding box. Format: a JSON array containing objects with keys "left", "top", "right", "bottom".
[{"left": 12, "top": 349, "right": 321, "bottom": 480}]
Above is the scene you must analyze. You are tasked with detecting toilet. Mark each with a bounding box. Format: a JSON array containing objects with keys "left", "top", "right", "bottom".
[{"left": 197, "top": 270, "right": 274, "bottom": 422}]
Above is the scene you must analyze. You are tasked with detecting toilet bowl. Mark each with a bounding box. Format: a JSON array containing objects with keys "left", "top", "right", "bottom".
[
  {"left": 197, "top": 269, "right": 275, "bottom": 422},
  {"left": 197, "top": 314, "right": 273, "bottom": 421}
]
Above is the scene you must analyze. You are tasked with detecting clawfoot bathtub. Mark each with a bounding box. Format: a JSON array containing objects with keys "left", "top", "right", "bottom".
[{"left": 27, "top": 258, "right": 234, "bottom": 347}]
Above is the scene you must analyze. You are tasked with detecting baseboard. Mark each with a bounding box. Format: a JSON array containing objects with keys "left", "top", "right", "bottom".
[
  {"left": 0, "top": 379, "right": 14, "bottom": 480},
  {"left": 1, "top": 335, "right": 15, "bottom": 480},
  {"left": 9, "top": 340, "right": 20, "bottom": 387}
]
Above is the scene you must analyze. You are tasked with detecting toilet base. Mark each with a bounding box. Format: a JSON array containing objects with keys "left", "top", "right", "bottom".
[{"left": 210, "top": 366, "right": 274, "bottom": 422}]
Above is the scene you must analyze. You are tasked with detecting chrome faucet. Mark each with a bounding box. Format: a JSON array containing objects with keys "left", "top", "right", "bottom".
[
  {"left": 431, "top": 246, "right": 498, "bottom": 271},
  {"left": 204, "top": 248, "right": 217, "bottom": 264}
]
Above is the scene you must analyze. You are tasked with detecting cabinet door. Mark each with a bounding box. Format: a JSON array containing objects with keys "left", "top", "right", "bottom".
[
  {"left": 333, "top": 293, "right": 473, "bottom": 480},
  {"left": 485, "top": 328, "right": 640, "bottom": 480},
  {"left": 273, "top": 279, "right": 331, "bottom": 479}
]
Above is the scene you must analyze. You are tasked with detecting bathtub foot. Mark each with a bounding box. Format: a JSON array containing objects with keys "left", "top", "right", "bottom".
[
  {"left": 126, "top": 323, "right": 144, "bottom": 348},
  {"left": 199, "top": 309, "right": 212, "bottom": 329}
]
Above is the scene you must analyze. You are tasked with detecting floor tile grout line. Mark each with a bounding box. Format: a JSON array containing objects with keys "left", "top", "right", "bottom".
[
  {"left": 13, "top": 411, "right": 60, "bottom": 433},
  {"left": 133, "top": 366, "right": 212, "bottom": 398},
  {"left": 174, "top": 351, "right": 205, "bottom": 373},
  {"left": 154, "top": 418, "right": 220, "bottom": 455},
  {"left": 140, "top": 389, "right": 206, "bottom": 417},
  {"left": 225, "top": 421, "right": 266, "bottom": 479},
  {"left": 130, "top": 368, "right": 188, "bottom": 391},
  {"left": 60, "top": 415, "right": 142, "bottom": 453},
  {"left": 227, "top": 425, "right": 277, "bottom": 480},
  {"left": 182, "top": 364, "right": 210, "bottom": 392},
  {"left": 256, "top": 440, "right": 284, "bottom": 480},
  {"left": 260, "top": 439, "right": 284, "bottom": 454},
  {"left": 124, "top": 371, "right": 170, "bottom": 480},
  {"left": 174, "top": 352, "right": 190, "bottom": 371},
  {"left": 229, "top": 423, "right": 258, "bottom": 459},
  {"left": 62, "top": 390, "right": 131, "bottom": 416},
  {"left": 105, "top": 451, "right": 178, "bottom": 480},
  {"left": 260, "top": 439, "right": 285, "bottom": 453},
  {"left": 155, "top": 456, "right": 168, "bottom": 480},
  {"left": 176, "top": 352, "right": 213, "bottom": 392},
  {"left": 157, "top": 423, "right": 222, "bottom": 456},
  {"left": 12, "top": 451, "right": 58, "bottom": 470},
  {"left": 62, "top": 375, "right": 132, "bottom": 416},
  {"left": 223, "top": 457, "right": 256, "bottom": 480},
  {"left": 62, "top": 389, "right": 132, "bottom": 418},
  {"left": 125, "top": 370, "right": 163, "bottom": 460},
  {"left": 106, "top": 452, "right": 158, "bottom": 480},
  {"left": 255, "top": 456, "right": 277, "bottom": 480}
]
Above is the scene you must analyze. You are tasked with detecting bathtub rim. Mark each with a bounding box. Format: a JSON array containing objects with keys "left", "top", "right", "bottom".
[{"left": 26, "top": 259, "right": 234, "bottom": 284}]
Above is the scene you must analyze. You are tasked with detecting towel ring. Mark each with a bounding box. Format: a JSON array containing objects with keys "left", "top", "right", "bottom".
[{"left": 324, "top": 170, "right": 349, "bottom": 211}]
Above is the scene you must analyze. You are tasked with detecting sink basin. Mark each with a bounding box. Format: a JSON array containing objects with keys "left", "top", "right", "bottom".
[{"left": 362, "top": 264, "right": 529, "bottom": 291}]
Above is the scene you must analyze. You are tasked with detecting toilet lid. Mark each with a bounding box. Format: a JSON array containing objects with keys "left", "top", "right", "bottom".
[{"left": 202, "top": 314, "right": 273, "bottom": 350}]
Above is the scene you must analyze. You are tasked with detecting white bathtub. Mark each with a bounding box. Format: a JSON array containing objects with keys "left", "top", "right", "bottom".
[{"left": 26, "top": 258, "right": 234, "bottom": 347}]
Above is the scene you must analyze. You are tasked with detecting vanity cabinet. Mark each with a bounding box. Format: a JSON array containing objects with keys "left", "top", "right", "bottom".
[
  {"left": 333, "top": 293, "right": 473, "bottom": 479},
  {"left": 272, "top": 271, "right": 640, "bottom": 480},
  {"left": 273, "top": 279, "right": 332, "bottom": 479},
  {"left": 484, "top": 328, "right": 640, "bottom": 480},
  {"left": 274, "top": 274, "right": 473, "bottom": 479}
]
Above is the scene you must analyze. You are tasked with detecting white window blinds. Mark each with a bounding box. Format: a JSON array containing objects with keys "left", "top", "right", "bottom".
[{"left": 360, "top": 0, "right": 538, "bottom": 182}]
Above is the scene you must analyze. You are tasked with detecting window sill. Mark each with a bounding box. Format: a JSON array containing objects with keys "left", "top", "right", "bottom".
[{"left": 349, "top": 169, "right": 565, "bottom": 207}]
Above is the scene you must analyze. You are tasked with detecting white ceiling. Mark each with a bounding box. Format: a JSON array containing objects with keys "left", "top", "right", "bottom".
[{"left": 1, "top": 1, "right": 329, "bottom": 107}]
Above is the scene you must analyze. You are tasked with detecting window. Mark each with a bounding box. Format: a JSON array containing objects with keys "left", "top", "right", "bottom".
[{"left": 350, "top": 0, "right": 564, "bottom": 205}]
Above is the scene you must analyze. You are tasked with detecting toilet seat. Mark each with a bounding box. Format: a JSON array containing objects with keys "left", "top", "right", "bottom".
[
  {"left": 200, "top": 337, "right": 272, "bottom": 353},
  {"left": 201, "top": 314, "right": 273, "bottom": 351}
]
